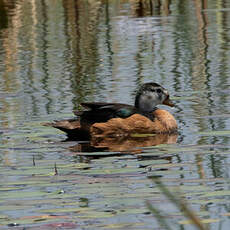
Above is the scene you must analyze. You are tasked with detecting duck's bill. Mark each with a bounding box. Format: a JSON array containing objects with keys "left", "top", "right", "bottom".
[{"left": 163, "top": 96, "right": 174, "bottom": 107}]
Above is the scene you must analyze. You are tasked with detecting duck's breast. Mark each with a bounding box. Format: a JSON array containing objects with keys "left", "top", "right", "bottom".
[{"left": 152, "top": 109, "right": 177, "bottom": 133}]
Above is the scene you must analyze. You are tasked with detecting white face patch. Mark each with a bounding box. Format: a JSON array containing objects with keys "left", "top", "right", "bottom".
[{"left": 138, "top": 91, "right": 166, "bottom": 112}]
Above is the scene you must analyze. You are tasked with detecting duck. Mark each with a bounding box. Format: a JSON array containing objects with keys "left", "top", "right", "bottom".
[{"left": 44, "top": 82, "right": 177, "bottom": 140}]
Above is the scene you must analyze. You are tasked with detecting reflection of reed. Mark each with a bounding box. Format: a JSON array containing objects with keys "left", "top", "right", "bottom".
[
  {"left": 190, "top": 0, "right": 210, "bottom": 134},
  {"left": 214, "top": 0, "right": 229, "bottom": 121},
  {"left": 0, "top": 1, "right": 21, "bottom": 130},
  {"left": 192, "top": 0, "right": 209, "bottom": 95},
  {"left": 192, "top": 0, "right": 229, "bottom": 142},
  {"left": 130, "top": 0, "right": 171, "bottom": 17},
  {"left": 1, "top": 0, "right": 74, "bottom": 117},
  {"left": 0, "top": 0, "right": 8, "bottom": 29},
  {"left": 130, "top": 0, "right": 154, "bottom": 17},
  {"left": 63, "top": 0, "right": 104, "bottom": 107},
  {"left": 191, "top": 2, "right": 208, "bottom": 208}
]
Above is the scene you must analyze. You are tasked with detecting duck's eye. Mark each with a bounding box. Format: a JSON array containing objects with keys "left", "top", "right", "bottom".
[
  {"left": 156, "top": 88, "right": 162, "bottom": 94},
  {"left": 150, "top": 88, "right": 156, "bottom": 92}
]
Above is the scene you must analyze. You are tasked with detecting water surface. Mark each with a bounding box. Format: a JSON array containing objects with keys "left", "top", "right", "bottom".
[{"left": 0, "top": 0, "right": 230, "bottom": 229}]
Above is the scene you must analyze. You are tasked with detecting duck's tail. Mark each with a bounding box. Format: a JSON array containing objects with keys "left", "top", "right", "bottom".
[{"left": 43, "top": 119, "right": 90, "bottom": 140}]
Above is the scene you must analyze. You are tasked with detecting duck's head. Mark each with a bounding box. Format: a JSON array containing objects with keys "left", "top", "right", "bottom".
[{"left": 135, "top": 82, "right": 174, "bottom": 112}]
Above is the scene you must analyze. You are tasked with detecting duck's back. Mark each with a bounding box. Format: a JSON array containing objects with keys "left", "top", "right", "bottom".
[{"left": 75, "top": 102, "right": 138, "bottom": 123}]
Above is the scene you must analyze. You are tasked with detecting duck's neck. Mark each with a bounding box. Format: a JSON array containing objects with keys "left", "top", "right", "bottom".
[
  {"left": 134, "top": 95, "right": 157, "bottom": 113},
  {"left": 134, "top": 94, "right": 139, "bottom": 109}
]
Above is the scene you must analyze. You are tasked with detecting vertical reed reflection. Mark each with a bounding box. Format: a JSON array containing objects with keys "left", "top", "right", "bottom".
[
  {"left": 193, "top": 0, "right": 229, "bottom": 145},
  {"left": 64, "top": 0, "right": 108, "bottom": 109},
  {"left": 0, "top": 0, "right": 8, "bottom": 29},
  {"left": 215, "top": 0, "right": 229, "bottom": 114},
  {"left": 192, "top": 0, "right": 210, "bottom": 130},
  {"left": 130, "top": 0, "right": 171, "bottom": 17}
]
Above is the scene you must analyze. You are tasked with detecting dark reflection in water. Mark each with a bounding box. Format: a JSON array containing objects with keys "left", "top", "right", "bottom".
[
  {"left": 0, "top": 0, "right": 8, "bottom": 29},
  {"left": 0, "top": 0, "right": 230, "bottom": 229}
]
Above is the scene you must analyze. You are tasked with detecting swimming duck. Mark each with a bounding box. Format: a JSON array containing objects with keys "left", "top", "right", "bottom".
[{"left": 45, "top": 82, "right": 177, "bottom": 139}]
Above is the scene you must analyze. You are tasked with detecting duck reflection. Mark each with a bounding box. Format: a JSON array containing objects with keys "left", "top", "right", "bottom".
[{"left": 69, "top": 133, "right": 177, "bottom": 153}]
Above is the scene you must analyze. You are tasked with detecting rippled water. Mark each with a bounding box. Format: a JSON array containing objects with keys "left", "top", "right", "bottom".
[{"left": 0, "top": 0, "right": 230, "bottom": 229}]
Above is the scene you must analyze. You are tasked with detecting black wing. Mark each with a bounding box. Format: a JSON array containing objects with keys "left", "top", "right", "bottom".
[
  {"left": 74, "top": 102, "right": 136, "bottom": 123},
  {"left": 81, "top": 102, "right": 117, "bottom": 110}
]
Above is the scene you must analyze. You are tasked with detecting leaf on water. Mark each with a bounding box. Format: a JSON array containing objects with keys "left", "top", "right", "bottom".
[
  {"left": 137, "top": 152, "right": 167, "bottom": 157},
  {"left": 216, "top": 151, "right": 230, "bottom": 155},
  {"left": 0, "top": 187, "right": 23, "bottom": 191},
  {"left": 0, "top": 217, "right": 46, "bottom": 226},
  {"left": 179, "top": 218, "right": 220, "bottom": 225},
  {"left": 0, "top": 217, "right": 75, "bottom": 226},
  {"left": 141, "top": 143, "right": 175, "bottom": 149},
  {"left": 178, "top": 185, "right": 209, "bottom": 192},
  {"left": 40, "top": 207, "right": 114, "bottom": 218},
  {"left": 130, "top": 133, "right": 156, "bottom": 137},
  {"left": 0, "top": 191, "right": 48, "bottom": 200},
  {"left": 172, "top": 211, "right": 210, "bottom": 217},
  {"left": 149, "top": 162, "right": 192, "bottom": 169},
  {"left": 58, "top": 163, "right": 91, "bottom": 169},
  {"left": 78, "top": 211, "right": 115, "bottom": 219},
  {"left": 101, "top": 222, "right": 144, "bottom": 229},
  {"left": 197, "top": 114, "right": 230, "bottom": 119},
  {"left": 222, "top": 213, "right": 230, "bottom": 216},
  {"left": 141, "top": 144, "right": 224, "bottom": 157},
  {"left": 93, "top": 197, "right": 149, "bottom": 208},
  {"left": 138, "top": 144, "right": 210, "bottom": 156},
  {"left": 202, "top": 8, "right": 230, "bottom": 12},
  {"left": 171, "top": 95, "right": 198, "bottom": 101},
  {"left": 0, "top": 205, "right": 32, "bottom": 212},
  {"left": 81, "top": 166, "right": 144, "bottom": 175},
  {"left": 76, "top": 152, "right": 125, "bottom": 157},
  {"left": 200, "top": 190, "right": 230, "bottom": 197},
  {"left": 157, "top": 185, "right": 210, "bottom": 194},
  {"left": 137, "top": 159, "right": 169, "bottom": 167},
  {"left": 40, "top": 207, "right": 93, "bottom": 213},
  {"left": 147, "top": 169, "right": 186, "bottom": 177},
  {"left": 36, "top": 222, "right": 78, "bottom": 228},
  {"left": 198, "top": 130, "right": 230, "bottom": 136},
  {"left": 21, "top": 214, "right": 70, "bottom": 220},
  {"left": 0, "top": 214, "right": 9, "bottom": 220},
  {"left": 2, "top": 178, "right": 59, "bottom": 187},
  {"left": 191, "top": 199, "right": 226, "bottom": 204}
]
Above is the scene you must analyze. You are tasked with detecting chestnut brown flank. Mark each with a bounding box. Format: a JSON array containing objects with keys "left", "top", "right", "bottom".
[{"left": 90, "top": 109, "right": 177, "bottom": 137}]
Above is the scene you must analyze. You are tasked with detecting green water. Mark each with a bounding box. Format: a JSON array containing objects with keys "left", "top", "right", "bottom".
[{"left": 0, "top": 0, "right": 230, "bottom": 229}]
